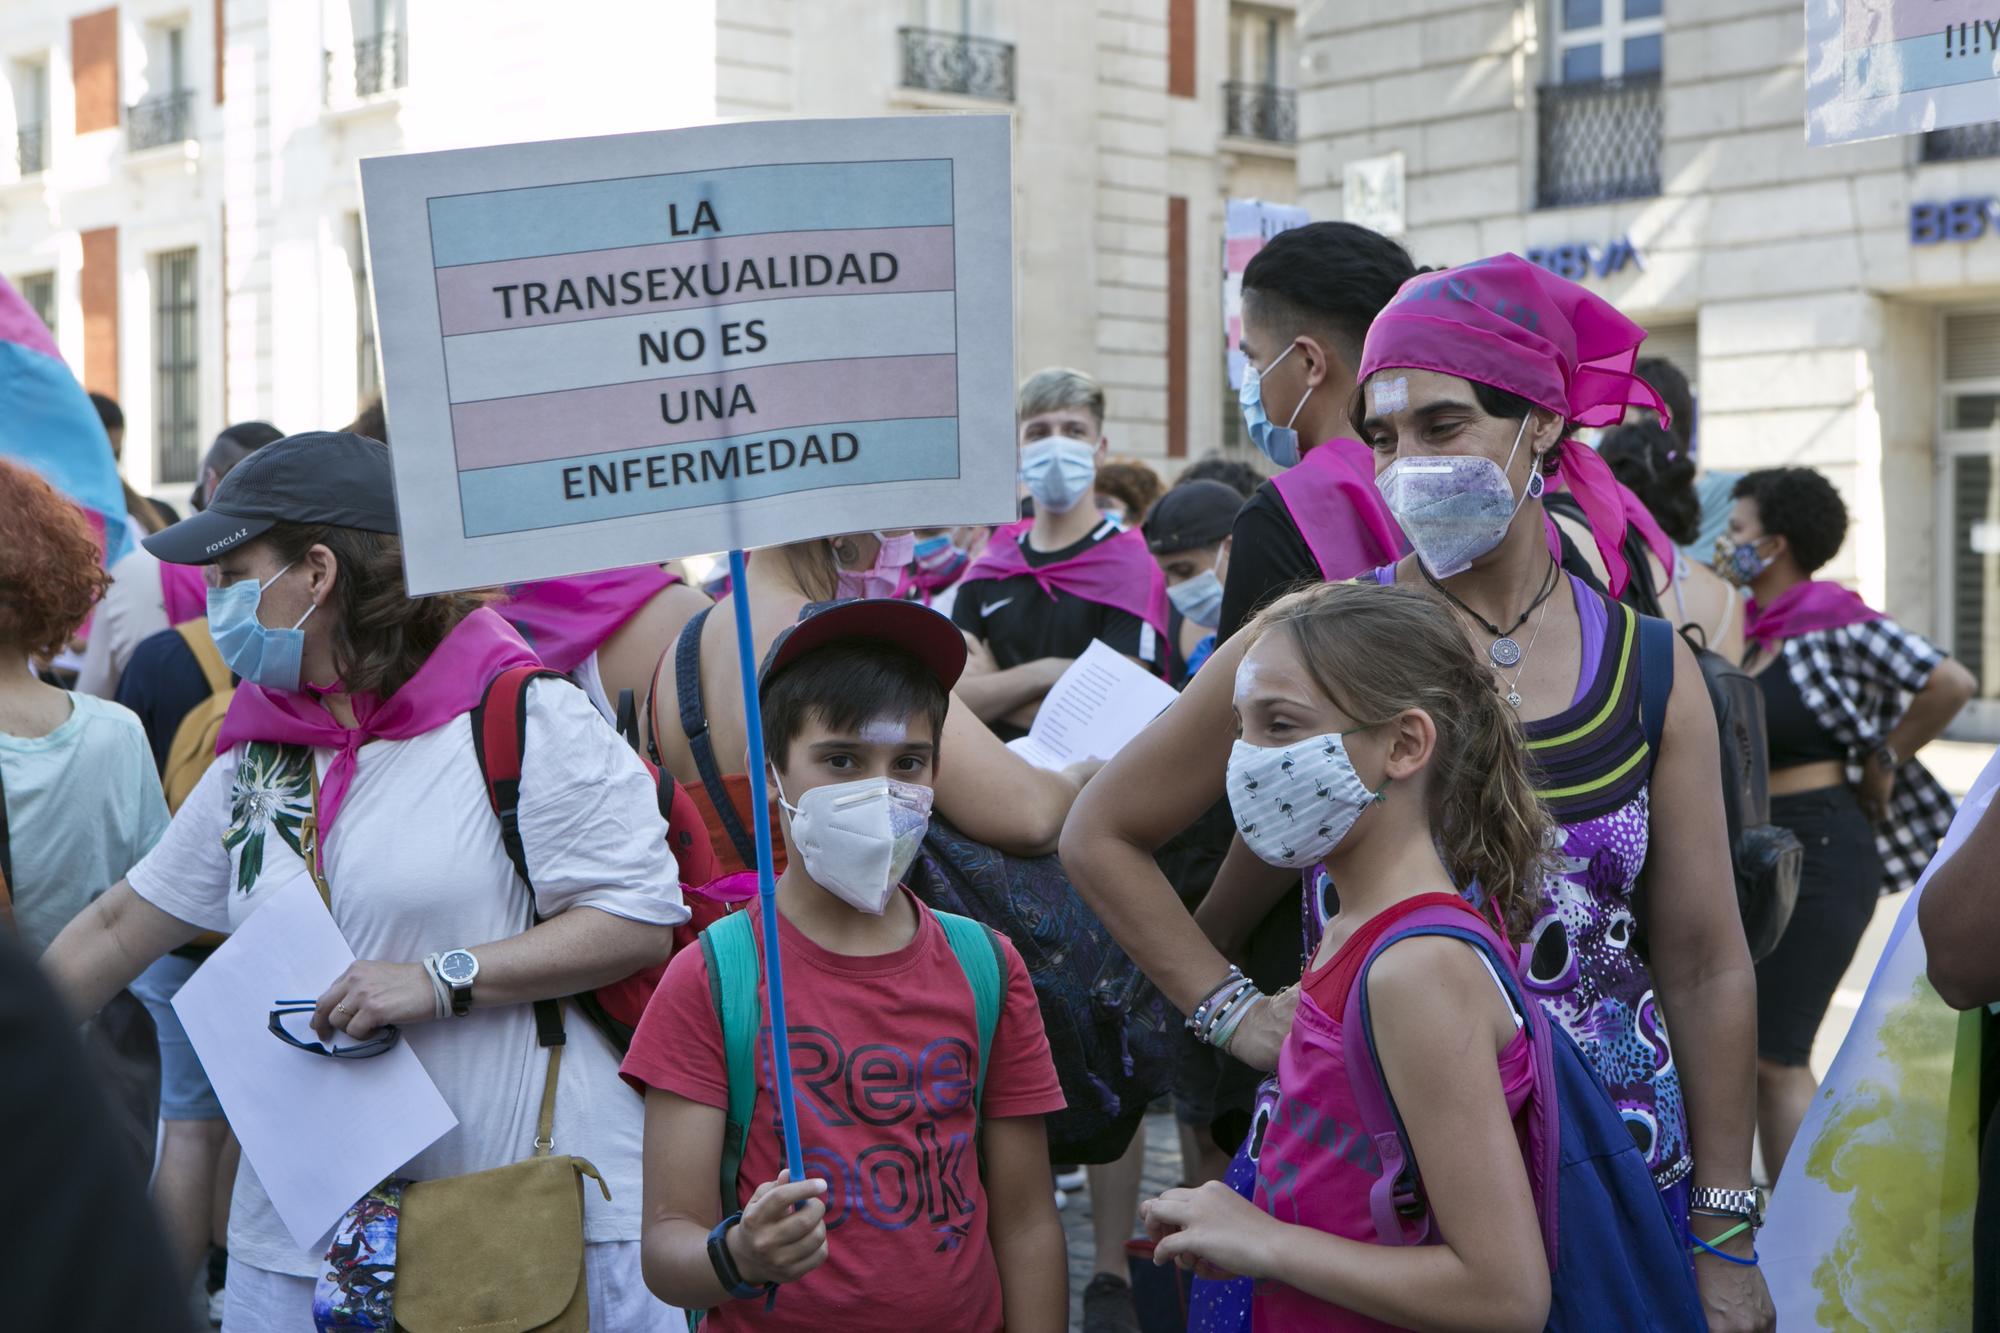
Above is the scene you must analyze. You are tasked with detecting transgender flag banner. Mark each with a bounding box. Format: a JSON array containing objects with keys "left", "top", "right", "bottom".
[{"left": 0, "top": 274, "right": 130, "bottom": 564}]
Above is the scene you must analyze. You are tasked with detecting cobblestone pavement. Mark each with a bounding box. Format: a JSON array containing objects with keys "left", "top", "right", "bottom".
[{"left": 1061, "top": 1111, "right": 1186, "bottom": 1332}]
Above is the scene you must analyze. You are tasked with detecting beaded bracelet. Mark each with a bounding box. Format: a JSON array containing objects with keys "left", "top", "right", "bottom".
[
  {"left": 1185, "top": 967, "right": 1264, "bottom": 1047},
  {"left": 1210, "top": 988, "right": 1263, "bottom": 1052},
  {"left": 1184, "top": 967, "right": 1244, "bottom": 1033}
]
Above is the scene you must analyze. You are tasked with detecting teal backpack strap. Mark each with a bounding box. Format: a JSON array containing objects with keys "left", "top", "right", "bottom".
[
  {"left": 934, "top": 911, "right": 1005, "bottom": 1124},
  {"left": 699, "top": 910, "right": 762, "bottom": 1215}
]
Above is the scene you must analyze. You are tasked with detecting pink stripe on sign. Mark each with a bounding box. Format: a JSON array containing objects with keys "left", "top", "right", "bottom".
[
  {"left": 1224, "top": 237, "right": 1264, "bottom": 269},
  {"left": 450, "top": 353, "right": 959, "bottom": 471},
  {"left": 1845, "top": 0, "right": 1991, "bottom": 46},
  {"left": 435, "top": 225, "right": 957, "bottom": 336}
]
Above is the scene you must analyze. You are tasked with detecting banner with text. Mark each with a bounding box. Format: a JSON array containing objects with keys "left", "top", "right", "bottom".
[
  {"left": 360, "top": 116, "right": 1017, "bottom": 593},
  {"left": 1807, "top": 0, "right": 2000, "bottom": 145}
]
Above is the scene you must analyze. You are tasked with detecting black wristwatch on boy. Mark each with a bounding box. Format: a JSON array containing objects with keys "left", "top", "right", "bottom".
[{"left": 706, "top": 1213, "right": 767, "bottom": 1300}]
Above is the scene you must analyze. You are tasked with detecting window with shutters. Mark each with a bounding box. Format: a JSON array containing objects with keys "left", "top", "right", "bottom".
[
  {"left": 153, "top": 248, "right": 199, "bottom": 484},
  {"left": 1538, "top": 0, "right": 1662, "bottom": 207},
  {"left": 1938, "top": 309, "right": 2000, "bottom": 728}
]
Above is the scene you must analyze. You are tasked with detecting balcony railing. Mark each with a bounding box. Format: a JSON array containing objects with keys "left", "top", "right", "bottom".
[
  {"left": 127, "top": 90, "right": 193, "bottom": 151},
  {"left": 1923, "top": 122, "right": 2000, "bottom": 162},
  {"left": 898, "top": 27, "right": 1014, "bottom": 102},
  {"left": 1536, "top": 74, "right": 1661, "bottom": 208},
  {"left": 353, "top": 30, "right": 407, "bottom": 98},
  {"left": 16, "top": 122, "right": 46, "bottom": 175},
  {"left": 1223, "top": 81, "right": 1296, "bottom": 143}
]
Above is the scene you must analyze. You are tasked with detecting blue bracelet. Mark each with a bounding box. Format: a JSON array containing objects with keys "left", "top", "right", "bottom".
[{"left": 1685, "top": 1228, "right": 1760, "bottom": 1267}]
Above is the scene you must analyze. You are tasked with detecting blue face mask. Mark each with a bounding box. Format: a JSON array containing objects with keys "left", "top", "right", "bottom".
[
  {"left": 1167, "top": 568, "right": 1224, "bottom": 629},
  {"left": 1239, "top": 344, "right": 1312, "bottom": 469},
  {"left": 1019, "top": 437, "right": 1098, "bottom": 514},
  {"left": 207, "top": 563, "right": 316, "bottom": 693}
]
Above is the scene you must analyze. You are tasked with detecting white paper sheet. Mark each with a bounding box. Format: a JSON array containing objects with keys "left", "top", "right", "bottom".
[
  {"left": 1005, "top": 639, "right": 1180, "bottom": 770},
  {"left": 173, "top": 877, "right": 458, "bottom": 1251}
]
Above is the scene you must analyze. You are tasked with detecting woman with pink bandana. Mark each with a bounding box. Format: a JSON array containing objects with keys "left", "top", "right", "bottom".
[{"left": 1064, "top": 255, "right": 1773, "bottom": 1332}]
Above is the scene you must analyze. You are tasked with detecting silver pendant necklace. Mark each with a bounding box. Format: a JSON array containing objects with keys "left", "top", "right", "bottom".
[
  {"left": 1422, "top": 558, "right": 1559, "bottom": 671},
  {"left": 1500, "top": 595, "right": 1551, "bottom": 709}
]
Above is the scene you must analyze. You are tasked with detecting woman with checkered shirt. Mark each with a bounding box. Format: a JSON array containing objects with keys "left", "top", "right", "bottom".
[{"left": 1716, "top": 466, "right": 1977, "bottom": 1185}]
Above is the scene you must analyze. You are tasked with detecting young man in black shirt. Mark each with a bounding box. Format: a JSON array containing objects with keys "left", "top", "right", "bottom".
[
  {"left": 1216, "top": 222, "right": 1419, "bottom": 642},
  {"left": 952, "top": 368, "right": 1168, "bottom": 743}
]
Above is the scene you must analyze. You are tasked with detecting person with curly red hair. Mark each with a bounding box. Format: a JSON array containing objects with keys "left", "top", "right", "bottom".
[{"left": 0, "top": 458, "right": 168, "bottom": 954}]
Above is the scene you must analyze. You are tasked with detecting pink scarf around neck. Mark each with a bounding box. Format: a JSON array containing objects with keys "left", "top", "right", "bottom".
[
  {"left": 959, "top": 519, "right": 1171, "bottom": 674},
  {"left": 215, "top": 608, "right": 541, "bottom": 858},
  {"left": 1269, "top": 438, "right": 1407, "bottom": 580},
  {"left": 497, "top": 564, "right": 678, "bottom": 674},
  {"left": 1744, "top": 580, "right": 1882, "bottom": 650}
]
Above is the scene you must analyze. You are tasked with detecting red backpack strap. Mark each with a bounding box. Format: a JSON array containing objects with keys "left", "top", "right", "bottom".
[{"left": 470, "top": 664, "right": 571, "bottom": 1050}]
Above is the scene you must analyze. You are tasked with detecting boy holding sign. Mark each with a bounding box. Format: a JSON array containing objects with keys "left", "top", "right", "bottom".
[{"left": 622, "top": 599, "right": 1067, "bottom": 1330}]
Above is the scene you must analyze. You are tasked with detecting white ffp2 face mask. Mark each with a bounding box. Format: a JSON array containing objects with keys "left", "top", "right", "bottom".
[{"left": 775, "top": 775, "right": 934, "bottom": 913}]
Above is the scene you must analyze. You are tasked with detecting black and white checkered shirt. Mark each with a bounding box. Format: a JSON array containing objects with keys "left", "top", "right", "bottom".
[{"left": 1779, "top": 618, "right": 1956, "bottom": 893}]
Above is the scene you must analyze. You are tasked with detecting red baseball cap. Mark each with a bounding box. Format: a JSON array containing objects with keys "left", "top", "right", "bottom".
[{"left": 758, "top": 598, "right": 968, "bottom": 693}]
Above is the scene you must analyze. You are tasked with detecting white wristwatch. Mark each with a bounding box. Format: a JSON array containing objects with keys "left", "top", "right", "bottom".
[{"left": 436, "top": 948, "right": 480, "bottom": 1017}]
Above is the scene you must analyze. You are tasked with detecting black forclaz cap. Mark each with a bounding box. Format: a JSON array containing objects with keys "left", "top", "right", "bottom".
[{"left": 144, "top": 431, "right": 399, "bottom": 565}]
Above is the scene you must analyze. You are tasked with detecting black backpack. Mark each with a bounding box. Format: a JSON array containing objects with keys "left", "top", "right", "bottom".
[{"left": 1610, "top": 515, "right": 1800, "bottom": 963}]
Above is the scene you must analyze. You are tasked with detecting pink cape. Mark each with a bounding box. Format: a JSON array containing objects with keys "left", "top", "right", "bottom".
[
  {"left": 1745, "top": 580, "right": 1883, "bottom": 650},
  {"left": 497, "top": 565, "right": 678, "bottom": 674},
  {"left": 958, "top": 520, "right": 1171, "bottom": 675},
  {"left": 160, "top": 560, "right": 209, "bottom": 626},
  {"left": 215, "top": 608, "right": 540, "bottom": 860},
  {"left": 1270, "top": 438, "right": 1407, "bottom": 580}
]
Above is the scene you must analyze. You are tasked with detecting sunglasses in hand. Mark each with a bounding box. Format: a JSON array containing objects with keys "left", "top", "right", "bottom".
[{"left": 267, "top": 1002, "right": 401, "bottom": 1059}]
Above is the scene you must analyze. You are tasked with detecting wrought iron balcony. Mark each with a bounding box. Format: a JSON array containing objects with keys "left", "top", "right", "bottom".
[
  {"left": 1223, "top": 81, "right": 1296, "bottom": 143},
  {"left": 16, "top": 122, "right": 46, "bottom": 175},
  {"left": 127, "top": 90, "right": 193, "bottom": 151},
  {"left": 1536, "top": 74, "right": 1661, "bottom": 209},
  {"left": 898, "top": 26, "right": 1014, "bottom": 102},
  {"left": 1923, "top": 122, "right": 2000, "bottom": 162},
  {"left": 353, "top": 30, "right": 407, "bottom": 98}
]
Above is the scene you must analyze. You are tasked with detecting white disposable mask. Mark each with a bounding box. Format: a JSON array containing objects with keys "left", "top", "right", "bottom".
[
  {"left": 1375, "top": 414, "right": 1541, "bottom": 581},
  {"left": 1225, "top": 730, "right": 1385, "bottom": 869},
  {"left": 1019, "top": 437, "right": 1098, "bottom": 514},
  {"left": 775, "top": 774, "right": 934, "bottom": 914}
]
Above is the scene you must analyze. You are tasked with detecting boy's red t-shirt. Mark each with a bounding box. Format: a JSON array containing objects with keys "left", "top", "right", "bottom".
[{"left": 619, "top": 889, "right": 1065, "bottom": 1333}]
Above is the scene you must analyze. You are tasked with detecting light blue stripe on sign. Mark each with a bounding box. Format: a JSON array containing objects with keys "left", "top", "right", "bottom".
[
  {"left": 1847, "top": 32, "right": 2000, "bottom": 98},
  {"left": 459, "top": 415, "right": 960, "bottom": 536},
  {"left": 428, "top": 159, "right": 955, "bottom": 267}
]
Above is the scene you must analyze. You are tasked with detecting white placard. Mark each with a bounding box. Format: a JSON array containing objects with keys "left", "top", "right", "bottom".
[
  {"left": 1342, "top": 151, "right": 1406, "bottom": 238},
  {"left": 360, "top": 116, "right": 1019, "bottom": 594},
  {"left": 1005, "top": 639, "right": 1181, "bottom": 770},
  {"left": 1224, "top": 198, "right": 1312, "bottom": 389},
  {"left": 1807, "top": 0, "right": 2000, "bottom": 145},
  {"left": 173, "top": 878, "right": 458, "bottom": 1251}
]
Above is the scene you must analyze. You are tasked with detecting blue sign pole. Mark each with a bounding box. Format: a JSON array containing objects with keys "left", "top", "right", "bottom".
[{"left": 724, "top": 546, "right": 808, "bottom": 1186}]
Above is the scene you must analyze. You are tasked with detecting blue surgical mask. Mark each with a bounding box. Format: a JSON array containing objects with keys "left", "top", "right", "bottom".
[
  {"left": 207, "top": 562, "right": 316, "bottom": 692},
  {"left": 1167, "top": 568, "right": 1224, "bottom": 629},
  {"left": 1239, "top": 345, "right": 1312, "bottom": 469},
  {"left": 1019, "top": 437, "right": 1098, "bottom": 514}
]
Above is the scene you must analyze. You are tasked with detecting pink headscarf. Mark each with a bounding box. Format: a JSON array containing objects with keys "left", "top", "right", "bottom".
[{"left": 1357, "top": 254, "right": 1671, "bottom": 598}]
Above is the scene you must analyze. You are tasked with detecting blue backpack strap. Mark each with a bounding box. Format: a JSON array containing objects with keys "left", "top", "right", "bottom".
[
  {"left": 674, "top": 606, "right": 759, "bottom": 868},
  {"left": 933, "top": 910, "right": 1004, "bottom": 1124},
  {"left": 1340, "top": 905, "right": 1560, "bottom": 1269},
  {"left": 1636, "top": 612, "right": 1675, "bottom": 756},
  {"left": 699, "top": 910, "right": 763, "bottom": 1214}
]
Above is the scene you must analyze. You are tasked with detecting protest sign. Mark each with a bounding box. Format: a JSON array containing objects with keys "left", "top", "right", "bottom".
[
  {"left": 1224, "top": 199, "right": 1310, "bottom": 390},
  {"left": 359, "top": 115, "right": 1017, "bottom": 595},
  {"left": 1807, "top": 0, "right": 2000, "bottom": 146}
]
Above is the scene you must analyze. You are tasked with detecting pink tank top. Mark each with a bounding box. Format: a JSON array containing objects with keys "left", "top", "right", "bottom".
[{"left": 1252, "top": 898, "right": 1535, "bottom": 1331}]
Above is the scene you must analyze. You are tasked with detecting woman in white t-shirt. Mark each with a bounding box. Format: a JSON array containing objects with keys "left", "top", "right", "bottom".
[{"left": 43, "top": 432, "right": 690, "bottom": 1333}]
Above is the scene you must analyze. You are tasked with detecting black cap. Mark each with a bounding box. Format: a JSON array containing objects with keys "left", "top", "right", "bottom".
[
  {"left": 145, "top": 431, "right": 398, "bottom": 565},
  {"left": 759, "top": 599, "right": 967, "bottom": 693},
  {"left": 1143, "top": 479, "right": 1243, "bottom": 554}
]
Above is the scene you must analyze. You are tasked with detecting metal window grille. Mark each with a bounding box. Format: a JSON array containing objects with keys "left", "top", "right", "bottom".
[
  {"left": 352, "top": 217, "right": 379, "bottom": 406},
  {"left": 1536, "top": 73, "right": 1661, "bottom": 208},
  {"left": 353, "top": 30, "right": 407, "bottom": 98},
  {"left": 898, "top": 27, "right": 1014, "bottom": 102},
  {"left": 1222, "top": 81, "right": 1296, "bottom": 143},
  {"left": 127, "top": 89, "right": 194, "bottom": 151},
  {"left": 16, "top": 121, "right": 46, "bottom": 175},
  {"left": 154, "top": 249, "right": 200, "bottom": 485},
  {"left": 18, "top": 272, "right": 55, "bottom": 337},
  {"left": 1923, "top": 122, "right": 2000, "bottom": 162}
]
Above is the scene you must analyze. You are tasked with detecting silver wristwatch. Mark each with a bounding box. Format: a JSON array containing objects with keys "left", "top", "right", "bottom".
[
  {"left": 1688, "top": 1185, "right": 1764, "bottom": 1228},
  {"left": 436, "top": 948, "right": 480, "bottom": 1017}
]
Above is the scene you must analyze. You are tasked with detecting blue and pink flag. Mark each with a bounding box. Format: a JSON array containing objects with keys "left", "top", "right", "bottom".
[{"left": 0, "top": 274, "right": 130, "bottom": 564}]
